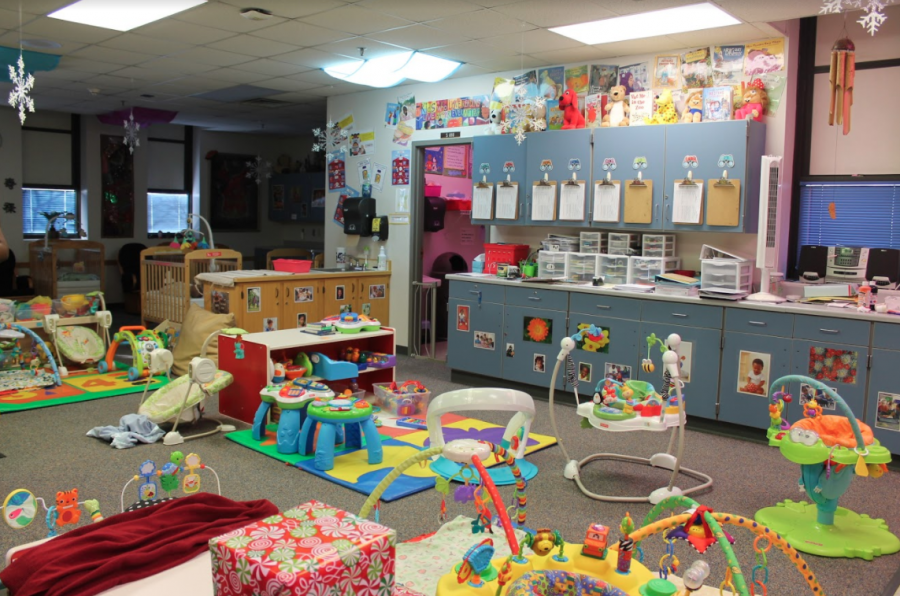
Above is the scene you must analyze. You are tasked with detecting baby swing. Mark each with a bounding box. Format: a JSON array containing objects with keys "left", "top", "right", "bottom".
[
  {"left": 43, "top": 293, "right": 112, "bottom": 377},
  {"left": 548, "top": 328, "right": 713, "bottom": 503}
]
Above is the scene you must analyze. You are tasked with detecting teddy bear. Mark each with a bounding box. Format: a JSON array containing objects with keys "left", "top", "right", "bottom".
[
  {"left": 601, "top": 85, "right": 630, "bottom": 127},
  {"left": 681, "top": 91, "right": 703, "bottom": 123},
  {"left": 559, "top": 88, "right": 585, "bottom": 129},
  {"left": 734, "top": 79, "right": 768, "bottom": 122},
  {"left": 644, "top": 89, "right": 679, "bottom": 125},
  {"left": 485, "top": 108, "right": 502, "bottom": 135}
]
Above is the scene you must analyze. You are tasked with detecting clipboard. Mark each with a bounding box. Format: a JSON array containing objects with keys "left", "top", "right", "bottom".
[
  {"left": 495, "top": 182, "right": 519, "bottom": 220},
  {"left": 623, "top": 180, "right": 653, "bottom": 224},
  {"left": 559, "top": 179, "right": 586, "bottom": 221},
  {"left": 472, "top": 181, "right": 494, "bottom": 220},
  {"left": 706, "top": 178, "right": 741, "bottom": 226},
  {"left": 672, "top": 179, "right": 704, "bottom": 225},
  {"left": 592, "top": 180, "right": 621, "bottom": 222},
  {"left": 531, "top": 180, "right": 557, "bottom": 221}
]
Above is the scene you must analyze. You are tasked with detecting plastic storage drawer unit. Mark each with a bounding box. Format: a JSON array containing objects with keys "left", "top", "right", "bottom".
[
  {"left": 566, "top": 253, "right": 599, "bottom": 283},
  {"left": 700, "top": 260, "right": 754, "bottom": 294},
  {"left": 608, "top": 232, "right": 641, "bottom": 256},
  {"left": 538, "top": 252, "right": 567, "bottom": 278},
  {"left": 598, "top": 255, "right": 630, "bottom": 285},
  {"left": 642, "top": 234, "right": 676, "bottom": 257},
  {"left": 628, "top": 256, "right": 681, "bottom": 285}
]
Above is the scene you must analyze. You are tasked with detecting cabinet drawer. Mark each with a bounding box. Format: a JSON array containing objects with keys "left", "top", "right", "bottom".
[
  {"left": 874, "top": 322, "right": 900, "bottom": 351},
  {"left": 793, "top": 315, "right": 870, "bottom": 346},
  {"left": 726, "top": 309, "right": 793, "bottom": 337},
  {"left": 641, "top": 300, "right": 723, "bottom": 329},
  {"left": 569, "top": 293, "right": 641, "bottom": 320},
  {"left": 449, "top": 281, "right": 505, "bottom": 304},
  {"left": 505, "top": 286, "right": 568, "bottom": 311}
]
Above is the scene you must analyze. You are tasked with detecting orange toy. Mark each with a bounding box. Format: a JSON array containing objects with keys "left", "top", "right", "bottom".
[
  {"left": 792, "top": 415, "right": 874, "bottom": 449},
  {"left": 558, "top": 89, "right": 585, "bottom": 130},
  {"left": 55, "top": 489, "right": 81, "bottom": 526}
]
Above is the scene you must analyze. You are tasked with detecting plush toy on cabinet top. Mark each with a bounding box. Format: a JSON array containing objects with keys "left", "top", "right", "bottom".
[
  {"left": 681, "top": 92, "right": 704, "bottom": 123},
  {"left": 643, "top": 89, "right": 679, "bottom": 125},
  {"left": 558, "top": 88, "right": 585, "bottom": 129},
  {"left": 601, "top": 85, "right": 630, "bottom": 127},
  {"left": 485, "top": 108, "right": 502, "bottom": 135},
  {"left": 734, "top": 79, "right": 768, "bottom": 122}
]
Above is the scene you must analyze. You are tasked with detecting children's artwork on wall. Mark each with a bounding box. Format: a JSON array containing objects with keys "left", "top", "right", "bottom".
[
  {"left": 538, "top": 66, "right": 564, "bottom": 99},
  {"left": 578, "top": 362, "right": 592, "bottom": 383},
  {"left": 398, "top": 93, "right": 415, "bottom": 123},
  {"left": 384, "top": 102, "right": 400, "bottom": 127},
  {"left": 328, "top": 157, "right": 346, "bottom": 191},
  {"left": 391, "top": 150, "right": 410, "bottom": 185},
  {"left": 678, "top": 341, "right": 693, "bottom": 383},
  {"left": 294, "top": 287, "right": 314, "bottom": 303},
  {"left": 533, "top": 353, "right": 546, "bottom": 373},
  {"left": 209, "top": 152, "right": 259, "bottom": 231},
  {"left": 713, "top": 45, "right": 745, "bottom": 85},
  {"left": 758, "top": 72, "right": 788, "bottom": 115},
  {"left": 247, "top": 287, "right": 261, "bottom": 313},
  {"left": 653, "top": 55, "right": 681, "bottom": 89},
  {"left": 574, "top": 323, "right": 610, "bottom": 353},
  {"left": 272, "top": 184, "right": 284, "bottom": 211},
  {"left": 296, "top": 313, "right": 307, "bottom": 328},
  {"left": 800, "top": 383, "right": 837, "bottom": 411},
  {"left": 564, "top": 65, "right": 589, "bottom": 95},
  {"left": 368, "top": 284, "right": 385, "bottom": 299},
  {"left": 809, "top": 346, "right": 858, "bottom": 384},
  {"left": 210, "top": 291, "right": 229, "bottom": 315},
  {"left": 474, "top": 331, "right": 495, "bottom": 350},
  {"left": 100, "top": 134, "right": 135, "bottom": 238},
  {"left": 392, "top": 121, "right": 414, "bottom": 147},
  {"left": 505, "top": 343, "right": 515, "bottom": 357},
  {"left": 681, "top": 47, "right": 712, "bottom": 88},
  {"left": 876, "top": 392, "right": 900, "bottom": 432},
  {"left": 456, "top": 305, "right": 469, "bottom": 332},
  {"left": 335, "top": 285, "right": 345, "bottom": 301},
  {"left": 743, "top": 38, "right": 784, "bottom": 77},
  {"left": 264, "top": 318, "right": 278, "bottom": 332},
  {"left": 442, "top": 145, "right": 468, "bottom": 178},
  {"left": 618, "top": 63, "right": 649, "bottom": 95},
  {"left": 737, "top": 350, "right": 771, "bottom": 397},
  {"left": 416, "top": 95, "right": 490, "bottom": 130},
  {"left": 349, "top": 130, "right": 375, "bottom": 156},
  {"left": 361, "top": 303, "right": 371, "bottom": 316},
  {"left": 523, "top": 317, "right": 553, "bottom": 344},
  {"left": 589, "top": 64, "right": 618, "bottom": 95},
  {"left": 604, "top": 362, "right": 632, "bottom": 383},
  {"left": 425, "top": 147, "right": 443, "bottom": 175}
]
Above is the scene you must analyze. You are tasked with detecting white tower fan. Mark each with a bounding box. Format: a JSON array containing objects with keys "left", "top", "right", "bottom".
[{"left": 747, "top": 155, "right": 787, "bottom": 303}]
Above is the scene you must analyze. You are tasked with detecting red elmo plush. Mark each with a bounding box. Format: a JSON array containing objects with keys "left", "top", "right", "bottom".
[{"left": 559, "top": 89, "right": 585, "bottom": 129}]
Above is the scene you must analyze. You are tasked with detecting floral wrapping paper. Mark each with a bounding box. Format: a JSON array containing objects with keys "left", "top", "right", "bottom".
[{"left": 209, "top": 500, "right": 396, "bottom": 596}]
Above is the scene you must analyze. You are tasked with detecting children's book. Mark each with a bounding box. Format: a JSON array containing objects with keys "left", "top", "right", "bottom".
[
  {"left": 589, "top": 64, "right": 618, "bottom": 95},
  {"left": 584, "top": 93, "right": 607, "bottom": 128},
  {"left": 628, "top": 91, "right": 651, "bottom": 126},
  {"left": 653, "top": 55, "right": 681, "bottom": 89},
  {"left": 538, "top": 66, "right": 564, "bottom": 100},
  {"left": 681, "top": 47, "right": 712, "bottom": 88},
  {"left": 545, "top": 100, "right": 564, "bottom": 130},
  {"left": 702, "top": 86, "right": 733, "bottom": 121},
  {"left": 713, "top": 45, "right": 745, "bottom": 85}
]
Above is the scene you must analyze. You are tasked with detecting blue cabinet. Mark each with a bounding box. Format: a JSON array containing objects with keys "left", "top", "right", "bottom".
[
  {"left": 566, "top": 315, "right": 641, "bottom": 397},
  {"left": 525, "top": 129, "right": 592, "bottom": 227},
  {"left": 447, "top": 297, "right": 504, "bottom": 378},
  {"left": 662, "top": 120, "right": 765, "bottom": 232},
  {"left": 591, "top": 126, "right": 666, "bottom": 230},
  {"left": 503, "top": 305, "right": 568, "bottom": 390},
  {"left": 790, "top": 339, "right": 868, "bottom": 420},
  {"left": 866, "top": 324, "right": 900, "bottom": 454},
  {"left": 718, "top": 332, "right": 793, "bottom": 429},
  {"left": 471, "top": 134, "right": 528, "bottom": 226}
]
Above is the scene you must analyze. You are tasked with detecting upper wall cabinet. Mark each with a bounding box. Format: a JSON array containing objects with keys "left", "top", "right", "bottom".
[
  {"left": 269, "top": 172, "right": 326, "bottom": 223},
  {"left": 662, "top": 120, "right": 765, "bottom": 232},
  {"left": 525, "top": 128, "right": 593, "bottom": 228},
  {"left": 471, "top": 134, "right": 529, "bottom": 226}
]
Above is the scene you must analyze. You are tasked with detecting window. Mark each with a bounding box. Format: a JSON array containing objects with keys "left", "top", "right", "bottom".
[
  {"left": 148, "top": 192, "right": 190, "bottom": 235},
  {"left": 797, "top": 182, "right": 900, "bottom": 257},
  {"left": 22, "top": 188, "right": 78, "bottom": 236}
]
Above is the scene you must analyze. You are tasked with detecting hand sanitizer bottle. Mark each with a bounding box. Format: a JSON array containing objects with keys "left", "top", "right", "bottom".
[{"left": 377, "top": 247, "right": 387, "bottom": 271}]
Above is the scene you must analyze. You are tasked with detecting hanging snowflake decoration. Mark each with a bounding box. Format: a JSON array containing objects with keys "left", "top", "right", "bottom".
[
  {"left": 500, "top": 97, "right": 546, "bottom": 145},
  {"left": 246, "top": 155, "right": 271, "bottom": 185},
  {"left": 312, "top": 120, "right": 349, "bottom": 161},
  {"left": 8, "top": 54, "right": 35, "bottom": 126},
  {"left": 820, "top": 0, "right": 895, "bottom": 35},
  {"left": 123, "top": 110, "right": 140, "bottom": 155}
]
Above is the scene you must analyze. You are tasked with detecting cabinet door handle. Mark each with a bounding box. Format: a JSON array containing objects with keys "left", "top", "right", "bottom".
[
  {"left": 672, "top": 313, "right": 688, "bottom": 318},
  {"left": 275, "top": 287, "right": 279, "bottom": 298},
  {"left": 527, "top": 296, "right": 542, "bottom": 301},
  {"left": 820, "top": 328, "right": 840, "bottom": 334},
  {"left": 596, "top": 304, "right": 611, "bottom": 310},
  {"left": 748, "top": 321, "right": 767, "bottom": 327}
]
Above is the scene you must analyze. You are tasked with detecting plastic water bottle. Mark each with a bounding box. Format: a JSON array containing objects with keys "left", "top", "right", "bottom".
[{"left": 377, "top": 247, "right": 387, "bottom": 271}]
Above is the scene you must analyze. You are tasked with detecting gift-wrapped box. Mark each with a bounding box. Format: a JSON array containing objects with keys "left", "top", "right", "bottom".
[{"left": 210, "top": 500, "right": 396, "bottom": 596}]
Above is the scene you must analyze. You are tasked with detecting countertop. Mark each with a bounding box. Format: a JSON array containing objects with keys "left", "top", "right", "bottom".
[
  {"left": 447, "top": 273, "right": 900, "bottom": 324},
  {"left": 199, "top": 269, "right": 392, "bottom": 285}
]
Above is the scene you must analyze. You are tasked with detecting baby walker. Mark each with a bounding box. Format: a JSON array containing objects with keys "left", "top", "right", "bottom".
[{"left": 549, "top": 329, "right": 712, "bottom": 503}]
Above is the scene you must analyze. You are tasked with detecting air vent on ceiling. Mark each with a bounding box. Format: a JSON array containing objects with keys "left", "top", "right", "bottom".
[{"left": 242, "top": 97, "right": 291, "bottom": 107}]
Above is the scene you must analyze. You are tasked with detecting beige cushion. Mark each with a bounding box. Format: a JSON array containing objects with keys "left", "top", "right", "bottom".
[{"left": 171, "top": 304, "right": 235, "bottom": 377}]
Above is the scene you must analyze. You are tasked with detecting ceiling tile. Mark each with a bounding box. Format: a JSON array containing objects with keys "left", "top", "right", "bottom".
[
  {"left": 231, "top": 59, "right": 312, "bottom": 77},
  {"left": 267, "top": 91, "right": 323, "bottom": 103},
  {"left": 173, "top": 3, "right": 288, "bottom": 33},
  {"left": 252, "top": 77, "right": 325, "bottom": 92},
  {"left": 70, "top": 46, "right": 155, "bottom": 66},
  {"left": 25, "top": 96, "right": 76, "bottom": 110},
  {"left": 15, "top": 0, "right": 71, "bottom": 15},
  {"left": 170, "top": 46, "right": 255, "bottom": 67},
  {"left": 300, "top": 6, "right": 412, "bottom": 36},
  {"left": 208, "top": 34, "right": 299, "bottom": 58},
  {"left": 447, "top": 63, "right": 489, "bottom": 78},
  {"left": 273, "top": 48, "right": 349, "bottom": 69},
  {"left": 139, "top": 57, "right": 219, "bottom": 75},
  {"left": 593, "top": 36, "right": 682, "bottom": 57},
  {"left": 357, "top": 0, "right": 482, "bottom": 22},
  {"left": 428, "top": 10, "right": 535, "bottom": 39},
  {"left": 366, "top": 25, "right": 470, "bottom": 50},
  {"left": 470, "top": 55, "right": 549, "bottom": 72},
  {"left": 110, "top": 66, "right": 187, "bottom": 84},
  {"left": 667, "top": 23, "right": 771, "bottom": 49},
  {"left": 316, "top": 37, "right": 409, "bottom": 60},
  {"left": 82, "top": 73, "right": 137, "bottom": 89},
  {"left": 201, "top": 67, "right": 275, "bottom": 85},
  {"left": 16, "top": 17, "right": 120, "bottom": 45},
  {"left": 527, "top": 45, "right": 615, "bottom": 64},
  {"left": 0, "top": 32, "right": 86, "bottom": 55},
  {"left": 723, "top": 0, "right": 824, "bottom": 22},
  {"left": 466, "top": 0, "right": 522, "bottom": 6},
  {"left": 34, "top": 68, "right": 98, "bottom": 82},
  {"left": 133, "top": 20, "right": 235, "bottom": 45},
  {"left": 58, "top": 56, "right": 124, "bottom": 74},
  {"left": 481, "top": 28, "right": 587, "bottom": 54},
  {"left": 305, "top": 83, "right": 367, "bottom": 96},
  {"left": 116, "top": 89, "right": 181, "bottom": 102},
  {"left": 248, "top": 21, "right": 351, "bottom": 47},
  {"left": 149, "top": 77, "right": 234, "bottom": 95},
  {"left": 427, "top": 40, "right": 518, "bottom": 64},
  {"left": 288, "top": 69, "right": 344, "bottom": 86},
  {"left": 492, "top": 0, "right": 616, "bottom": 27},
  {"left": 98, "top": 33, "right": 194, "bottom": 56},
  {"left": 589, "top": 0, "right": 693, "bottom": 17},
  {"left": 219, "top": 0, "right": 347, "bottom": 19}
]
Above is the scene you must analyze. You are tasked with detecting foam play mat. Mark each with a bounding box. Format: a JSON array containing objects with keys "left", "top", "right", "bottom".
[
  {"left": 0, "top": 368, "right": 170, "bottom": 413},
  {"left": 224, "top": 414, "right": 558, "bottom": 502}
]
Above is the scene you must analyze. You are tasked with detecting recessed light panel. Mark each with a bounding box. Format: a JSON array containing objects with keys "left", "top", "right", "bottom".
[{"left": 49, "top": 0, "right": 207, "bottom": 32}]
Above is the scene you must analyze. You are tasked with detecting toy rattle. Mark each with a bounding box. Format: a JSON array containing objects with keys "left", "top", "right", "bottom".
[{"left": 3, "top": 487, "right": 102, "bottom": 538}]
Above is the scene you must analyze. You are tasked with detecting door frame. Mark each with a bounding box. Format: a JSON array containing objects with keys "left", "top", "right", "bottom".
[{"left": 407, "top": 138, "right": 474, "bottom": 354}]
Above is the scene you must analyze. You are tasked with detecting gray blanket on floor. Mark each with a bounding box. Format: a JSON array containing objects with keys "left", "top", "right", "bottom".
[{"left": 86, "top": 414, "right": 165, "bottom": 449}]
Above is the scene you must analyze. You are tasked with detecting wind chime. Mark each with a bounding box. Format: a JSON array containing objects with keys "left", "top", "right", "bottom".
[{"left": 828, "top": 35, "right": 856, "bottom": 135}]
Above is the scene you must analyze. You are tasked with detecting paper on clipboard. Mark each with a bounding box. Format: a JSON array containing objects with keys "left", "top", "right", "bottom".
[
  {"left": 531, "top": 182, "right": 556, "bottom": 221},
  {"left": 495, "top": 183, "right": 519, "bottom": 220},
  {"left": 592, "top": 182, "right": 620, "bottom": 222},
  {"left": 472, "top": 184, "right": 493, "bottom": 220},
  {"left": 559, "top": 181, "right": 586, "bottom": 220},
  {"left": 672, "top": 182, "right": 703, "bottom": 224}
]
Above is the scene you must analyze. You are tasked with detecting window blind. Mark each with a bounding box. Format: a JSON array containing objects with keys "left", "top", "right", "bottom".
[
  {"left": 798, "top": 181, "right": 900, "bottom": 250},
  {"left": 148, "top": 192, "right": 189, "bottom": 234},
  {"left": 22, "top": 188, "right": 77, "bottom": 235}
]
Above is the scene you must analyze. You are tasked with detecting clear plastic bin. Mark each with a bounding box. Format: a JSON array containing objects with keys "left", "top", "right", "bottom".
[
  {"left": 628, "top": 256, "right": 681, "bottom": 285},
  {"left": 566, "top": 253, "right": 599, "bottom": 283},
  {"left": 598, "top": 255, "right": 629, "bottom": 285},
  {"left": 642, "top": 234, "right": 676, "bottom": 257},
  {"left": 373, "top": 383, "right": 432, "bottom": 416},
  {"left": 538, "top": 252, "right": 567, "bottom": 278}
]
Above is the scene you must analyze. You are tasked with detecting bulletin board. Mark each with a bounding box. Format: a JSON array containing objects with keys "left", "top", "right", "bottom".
[{"left": 209, "top": 152, "right": 259, "bottom": 231}]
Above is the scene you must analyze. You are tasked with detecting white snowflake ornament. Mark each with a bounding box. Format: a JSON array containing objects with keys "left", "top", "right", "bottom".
[
  {"left": 123, "top": 110, "right": 140, "bottom": 154},
  {"left": 8, "top": 54, "right": 35, "bottom": 126},
  {"left": 500, "top": 99, "right": 547, "bottom": 146},
  {"left": 312, "top": 121, "right": 348, "bottom": 161},
  {"left": 246, "top": 155, "right": 271, "bottom": 185},
  {"left": 819, "top": 0, "right": 895, "bottom": 35}
]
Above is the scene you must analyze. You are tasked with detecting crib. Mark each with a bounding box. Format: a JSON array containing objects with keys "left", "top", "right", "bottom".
[
  {"left": 140, "top": 247, "right": 242, "bottom": 325},
  {"left": 29, "top": 240, "right": 105, "bottom": 299}
]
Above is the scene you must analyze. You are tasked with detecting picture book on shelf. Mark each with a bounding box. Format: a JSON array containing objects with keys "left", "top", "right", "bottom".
[
  {"left": 545, "top": 99, "right": 564, "bottom": 130},
  {"left": 628, "top": 91, "right": 652, "bottom": 126},
  {"left": 681, "top": 47, "right": 712, "bottom": 89},
  {"left": 702, "top": 87, "right": 733, "bottom": 121},
  {"left": 584, "top": 93, "right": 607, "bottom": 128}
]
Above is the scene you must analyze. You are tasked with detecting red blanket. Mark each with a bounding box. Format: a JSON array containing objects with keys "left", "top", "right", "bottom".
[{"left": 0, "top": 493, "right": 278, "bottom": 596}]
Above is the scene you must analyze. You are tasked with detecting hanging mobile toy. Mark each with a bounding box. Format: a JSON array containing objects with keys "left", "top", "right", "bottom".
[
  {"left": 182, "top": 453, "right": 203, "bottom": 494},
  {"left": 3, "top": 487, "right": 101, "bottom": 538},
  {"left": 136, "top": 460, "right": 159, "bottom": 502},
  {"left": 644, "top": 334, "right": 681, "bottom": 397}
]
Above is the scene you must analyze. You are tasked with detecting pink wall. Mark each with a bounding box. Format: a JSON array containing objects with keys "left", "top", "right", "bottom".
[{"left": 422, "top": 163, "right": 485, "bottom": 276}]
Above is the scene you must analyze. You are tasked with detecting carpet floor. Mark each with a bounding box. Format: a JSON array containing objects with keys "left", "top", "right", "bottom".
[{"left": 1, "top": 353, "right": 899, "bottom": 596}]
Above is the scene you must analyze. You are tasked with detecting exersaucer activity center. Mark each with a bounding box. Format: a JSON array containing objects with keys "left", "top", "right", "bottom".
[
  {"left": 549, "top": 329, "right": 712, "bottom": 503},
  {"left": 98, "top": 325, "right": 170, "bottom": 381},
  {"left": 0, "top": 324, "right": 62, "bottom": 390},
  {"left": 755, "top": 375, "right": 900, "bottom": 560}
]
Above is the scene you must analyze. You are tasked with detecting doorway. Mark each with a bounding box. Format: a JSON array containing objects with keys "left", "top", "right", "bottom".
[{"left": 408, "top": 139, "right": 486, "bottom": 359}]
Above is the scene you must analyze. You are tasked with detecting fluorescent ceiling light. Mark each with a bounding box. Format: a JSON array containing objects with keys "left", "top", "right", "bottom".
[
  {"left": 49, "top": 0, "right": 207, "bottom": 32},
  {"left": 324, "top": 51, "right": 461, "bottom": 88},
  {"left": 549, "top": 2, "right": 740, "bottom": 45}
]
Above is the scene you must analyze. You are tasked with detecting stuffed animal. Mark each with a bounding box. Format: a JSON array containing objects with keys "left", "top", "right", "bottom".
[
  {"left": 601, "top": 85, "right": 630, "bottom": 127},
  {"left": 644, "top": 89, "right": 679, "bottom": 125},
  {"left": 681, "top": 92, "right": 703, "bottom": 123},
  {"left": 734, "top": 79, "right": 768, "bottom": 122},
  {"left": 485, "top": 108, "right": 502, "bottom": 135},
  {"left": 559, "top": 89, "right": 585, "bottom": 129}
]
